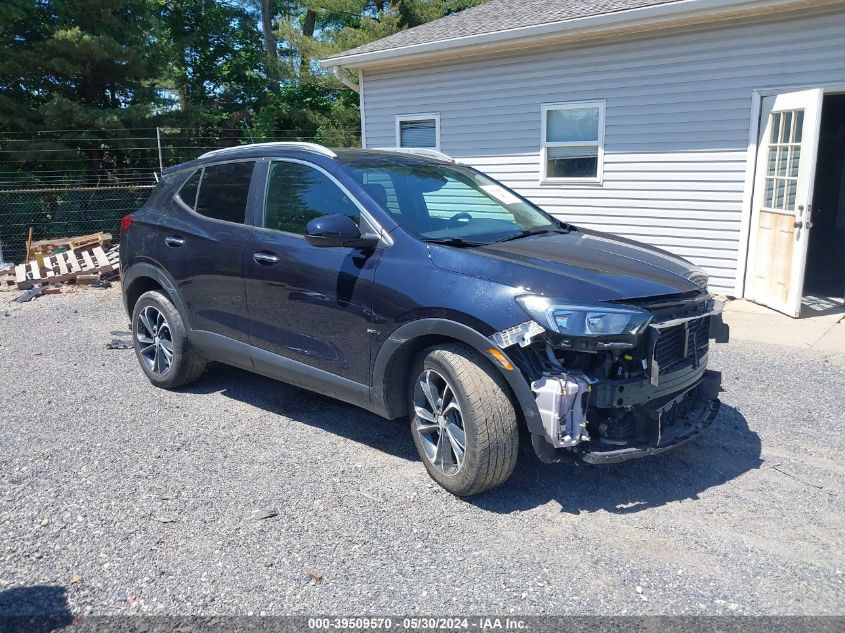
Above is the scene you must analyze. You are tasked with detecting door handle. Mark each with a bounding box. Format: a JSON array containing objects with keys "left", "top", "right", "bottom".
[
  {"left": 253, "top": 251, "right": 280, "bottom": 265},
  {"left": 165, "top": 235, "right": 185, "bottom": 247},
  {"left": 794, "top": 203, "right": 813, "bottom": 230}
]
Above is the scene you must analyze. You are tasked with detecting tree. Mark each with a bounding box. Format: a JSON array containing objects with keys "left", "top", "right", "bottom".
[
  {"left": 254, "top": 1, "right": 485, "bottom": 145},
  {"left": 275, "top": 1, "right": 486, "bottom": 83},
  {"left": 0, "top": 0, "right": 168, "bottom": 176},
  {"left": 0, "top": 0, "right": 52, "bottom": 133},
  {"left": 258, "top": 0, "right": 282, "bottom": 91},
  {"left": 0, "top": 0, "right": 487, "bottom": 182},
  {"left": 159, "top": 0, "right": 266, "bottom": 125}
]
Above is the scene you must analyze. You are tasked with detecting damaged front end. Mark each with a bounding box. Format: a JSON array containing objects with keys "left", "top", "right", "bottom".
[{"left": 492, "top": 291, "right": 724, "bottom": 464}]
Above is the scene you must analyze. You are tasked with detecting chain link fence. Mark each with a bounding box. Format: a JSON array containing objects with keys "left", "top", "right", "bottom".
[
  {"left": 0, "top": 128, "right": 361, "bottom": 265},
  {"left": 0, "top": 185, "right": 154, "bottom": 263}
]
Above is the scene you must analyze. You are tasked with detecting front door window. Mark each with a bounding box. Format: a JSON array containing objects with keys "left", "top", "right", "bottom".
[{"left": 264, "top": 161, "right": 360, "bottom": 234}]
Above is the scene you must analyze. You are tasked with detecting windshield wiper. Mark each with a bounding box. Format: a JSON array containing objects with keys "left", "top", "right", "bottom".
[
  {"left": 422, "top": 237, "right": 486, "bottom": 247},
  {"left": 494, "top": 228, "right": 557, "bottom": 243}
]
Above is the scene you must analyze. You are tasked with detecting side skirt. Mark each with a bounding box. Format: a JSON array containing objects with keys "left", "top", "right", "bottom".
[{"left": 189, "top": 330, "right": 388, "bottom": 418}]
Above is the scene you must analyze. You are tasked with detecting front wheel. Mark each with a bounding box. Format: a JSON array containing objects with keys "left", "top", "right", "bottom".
[{"left": 410, "top": 344, "right": 519, "bottom": 496}]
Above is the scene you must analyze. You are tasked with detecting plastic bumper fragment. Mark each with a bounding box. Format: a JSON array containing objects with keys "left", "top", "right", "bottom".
[{"left": 491, "top": 320, "right": 545, "bottom": 348}]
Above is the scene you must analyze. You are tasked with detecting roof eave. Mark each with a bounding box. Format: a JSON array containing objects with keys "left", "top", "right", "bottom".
[{"left": 320, "top": 0, "right": 821, "bottom": 69}]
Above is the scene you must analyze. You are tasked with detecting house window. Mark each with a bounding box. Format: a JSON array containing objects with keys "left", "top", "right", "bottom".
[
  {"left": 541, "top": 101, "right": 605, "bottom": 183},
  {"left": 396, "top": 114, "right": 440, "bottom": 150}
]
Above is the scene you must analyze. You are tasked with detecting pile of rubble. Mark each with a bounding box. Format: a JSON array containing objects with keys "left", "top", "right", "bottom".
[{"left": 1, "top": 231, "right": 120, "bottom": 302}]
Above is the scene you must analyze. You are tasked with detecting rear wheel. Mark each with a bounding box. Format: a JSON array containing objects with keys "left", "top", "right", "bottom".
[
  {"left": 410, "top": 344, "right": 519, "bottom": 496},
  {"left": 132, "top": 290, "right": 206, "bottom": 389}
]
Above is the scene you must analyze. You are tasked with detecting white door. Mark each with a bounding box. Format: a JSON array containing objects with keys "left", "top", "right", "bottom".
[{"left": 746, "top": 89, "right": 823, "bottom": 317}]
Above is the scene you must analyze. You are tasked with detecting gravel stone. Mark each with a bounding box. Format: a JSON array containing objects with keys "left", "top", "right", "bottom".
[{"left": 0, "top": 286, "right": 843, "bottom": 616}]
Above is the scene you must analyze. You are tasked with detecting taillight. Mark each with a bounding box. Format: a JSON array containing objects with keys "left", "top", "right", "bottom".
[{"left": 119, "top": 214, "right": 133, "bottom": 236}]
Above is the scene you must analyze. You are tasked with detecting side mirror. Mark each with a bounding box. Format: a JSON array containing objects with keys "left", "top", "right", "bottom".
[{"left": 304, "top": 214, "right": 380, "bottom": 250}]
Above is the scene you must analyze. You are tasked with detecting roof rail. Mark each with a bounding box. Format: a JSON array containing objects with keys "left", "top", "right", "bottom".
[
  {"left": 199, "top": 142, "right": 337, "bottom": 159},
  {"left": 373, "top": 147, "right": 454, "bottom": 162}
]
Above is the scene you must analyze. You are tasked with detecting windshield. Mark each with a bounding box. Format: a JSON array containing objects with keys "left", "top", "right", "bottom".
[{"left": 345, "top": 159, "right": 559, "bottom": 243}]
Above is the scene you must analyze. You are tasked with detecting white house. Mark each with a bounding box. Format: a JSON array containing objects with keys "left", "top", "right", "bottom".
[{"left": 321, "top": 0, "right": 845, "bottom": 317}]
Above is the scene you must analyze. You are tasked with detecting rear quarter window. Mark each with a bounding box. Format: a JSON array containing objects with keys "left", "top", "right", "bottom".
[{"left": 176, "top": 169, "right": 202, "bottom": 210}]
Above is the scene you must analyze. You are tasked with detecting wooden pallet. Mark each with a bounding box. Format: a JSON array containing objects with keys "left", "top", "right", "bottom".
[
  {"left": 105, "top": 246, "right": 120, "bottom": 271},
  {"left": 25, "top": 231, "right": 112, "bottom": 262},
  {"left": 14, "top": 246, "right": 115, "bottom": 289}
]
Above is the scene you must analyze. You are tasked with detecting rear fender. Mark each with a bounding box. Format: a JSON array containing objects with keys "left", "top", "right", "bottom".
[{"left": 122, "top": 262, "right": 188, "bottom": 325}]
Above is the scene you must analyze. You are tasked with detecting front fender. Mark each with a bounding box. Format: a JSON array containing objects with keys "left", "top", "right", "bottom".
[{"left": 371, "top": 318, "right": 548, "bottom": 453}]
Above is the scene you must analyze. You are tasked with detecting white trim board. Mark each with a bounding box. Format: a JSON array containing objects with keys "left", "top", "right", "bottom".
[
  {"left": 359, "top": 69, "right": 367, "bottom": 148},
  {"left": 394, "top": 113, "right": 441, "bottom": 151}
]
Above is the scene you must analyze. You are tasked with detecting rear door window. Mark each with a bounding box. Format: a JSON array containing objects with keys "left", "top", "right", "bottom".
[{"left": 194, "top": 161, "right": 255, "bottom": 224}]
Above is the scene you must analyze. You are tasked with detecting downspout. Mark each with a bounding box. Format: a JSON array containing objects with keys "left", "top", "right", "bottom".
[
  {"left": 332, "top": 66, "right": 360, "bottom": 93},
  {"left": 331, "top": 66, "right": 365, "bottom": 148}
]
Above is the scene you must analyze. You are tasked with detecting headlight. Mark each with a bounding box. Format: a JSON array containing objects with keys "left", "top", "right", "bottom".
[{"left": 516, "top": 295, "right": 652, "bottom": 337}]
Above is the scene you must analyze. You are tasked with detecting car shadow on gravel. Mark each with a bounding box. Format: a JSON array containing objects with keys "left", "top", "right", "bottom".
[
  {"left": 0, "top": 585, "right": 73, "bottom": 631},
  {"left": 186, "top": 365, "right": 761, "bottom": 515},
  {"left": 185, "top": 363, "right": 419, "bottom": 461},
  {"left": 472, "top": 403, "right": 763, "bottom": 515}
]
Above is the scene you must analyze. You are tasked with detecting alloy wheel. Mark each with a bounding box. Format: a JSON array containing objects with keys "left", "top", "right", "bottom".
[
  {"left": 413, "top": 369, "right": 467, "bottom": 476},
  {"left": 135, "top": 305, "right": 173, "bottom": 375}
]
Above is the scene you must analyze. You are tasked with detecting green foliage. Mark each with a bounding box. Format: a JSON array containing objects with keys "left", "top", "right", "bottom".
[
  {"left": 159, "top": 0, "right": 267, "bottom": 125},
  {"left": 0, "top": 0, "right": 486, "bottom": 255},
  {"left": 0, "top": 0, "right": 487, "bottom": 181}
]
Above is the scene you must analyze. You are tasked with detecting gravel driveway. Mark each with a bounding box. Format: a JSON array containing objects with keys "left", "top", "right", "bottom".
[{"left": 1, "top": 285, "right": 843, "bottom": 616}]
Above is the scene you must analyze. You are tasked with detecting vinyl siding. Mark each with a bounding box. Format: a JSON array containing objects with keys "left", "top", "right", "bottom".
[{"left": 361, "top": 9, "right": 845, "bottom": 293}]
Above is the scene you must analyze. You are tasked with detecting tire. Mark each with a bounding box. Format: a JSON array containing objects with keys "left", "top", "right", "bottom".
[
  {"left": 131, "top": 289, "right": 206, "bottom": 389},
  {"left": 409, "top": 343, "right": 519, "bottom": 496}
]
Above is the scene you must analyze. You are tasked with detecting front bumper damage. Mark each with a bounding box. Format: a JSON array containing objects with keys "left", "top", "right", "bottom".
[
  {"left": 580, "top": 369, "right": 721, "bottom": 464},
  {"left": 492, "top": 293, "right": 725, "bottom": 464}
]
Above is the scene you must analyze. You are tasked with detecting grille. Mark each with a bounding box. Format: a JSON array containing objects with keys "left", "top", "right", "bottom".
[{"left": 653, "top": 316, "right": 710, "bottom": 375}]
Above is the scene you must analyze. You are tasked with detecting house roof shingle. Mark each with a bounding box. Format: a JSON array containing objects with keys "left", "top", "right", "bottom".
[{"left": 328, "top": 0, "right": 685, "bottom": 60}]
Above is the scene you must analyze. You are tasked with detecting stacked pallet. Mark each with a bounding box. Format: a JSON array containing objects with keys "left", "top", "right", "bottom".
[
  {"left": 25, "top": 230, "right": 112, "bottom": 263},
  {"left": 14, "top": 245, "right": 119, "bottom": 289}
]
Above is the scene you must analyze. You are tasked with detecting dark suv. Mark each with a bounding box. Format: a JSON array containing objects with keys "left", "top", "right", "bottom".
[{"left": 120, "top": 142, "right": 723, "bottom": 496}]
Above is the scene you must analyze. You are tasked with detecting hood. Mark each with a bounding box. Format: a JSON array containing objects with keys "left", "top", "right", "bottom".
[{"left": 429, "top": 228, "right": 704, "bottom": 302}]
